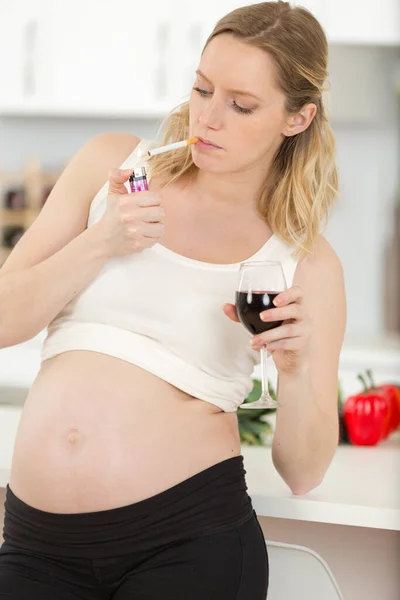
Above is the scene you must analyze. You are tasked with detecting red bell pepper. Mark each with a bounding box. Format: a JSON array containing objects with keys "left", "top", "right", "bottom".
[
  {"left": 343, "top": 373, "right": 391, "bottom": 445},
  {"left": 365, "top": 369, "right": 400, "bottom": 435}
]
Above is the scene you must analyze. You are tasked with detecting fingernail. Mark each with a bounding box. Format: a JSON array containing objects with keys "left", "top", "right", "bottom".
[{"left": 273, "top": 297, "right": 281, "bottom": 306}]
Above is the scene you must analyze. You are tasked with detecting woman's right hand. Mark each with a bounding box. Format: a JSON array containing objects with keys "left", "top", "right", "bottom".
[{"left": 96, "top": 167, "right": 165, "bottom": 258}]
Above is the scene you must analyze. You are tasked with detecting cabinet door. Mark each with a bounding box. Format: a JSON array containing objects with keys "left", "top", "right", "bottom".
[
  {"left": 184, "top": 1, "right": 400, "bottom": 46},
  {"left": 46, "top": 0, "right": 163, "bottom": 115},
  {"left": 149, "top": 0, "right": 191, "bottom": 111},
  {"left": 0, "top": 0, "right": 202, "bottom": 117},
  {"left": 136, "top": 0, "right": 229, "bottom": 114},
  {"left": 325, "top": 0, "right": 400, "bottom": 44},
  {"left": 0, "top": 0, "right": 52, "bottom": 112},
  {"left": 178, "top": 0, "right": 249, "bottom": 97}
]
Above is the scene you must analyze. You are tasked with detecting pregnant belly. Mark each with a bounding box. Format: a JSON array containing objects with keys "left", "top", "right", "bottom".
[{"left": 9, "top": 351, "right": 241, "bottom": 513}]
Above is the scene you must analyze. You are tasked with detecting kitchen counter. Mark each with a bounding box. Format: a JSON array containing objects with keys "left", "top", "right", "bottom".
[
  {"left": 242, "top": 440, "right": 400, "bottom": 531},
  {"left": 0, "top": 332, "right": 45, "bottom": 388},
  {"left": 242, "top": 438, "right": 400, "bottom": 600},
  {"left": 244, "top": 439, "right": 400, "bottom": 600}
]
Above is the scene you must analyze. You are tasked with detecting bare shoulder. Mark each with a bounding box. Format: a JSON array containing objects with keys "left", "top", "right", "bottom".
[
  {"left": 54, "top": 131, "right": 142, "bottom": 208},
  {"left": 81, "top": 131, "right": 140, "bottom": 155},
  {"left": 294, "top": 234, "right": 346, "bottom": 343},
  {"left": 294, "top": 234, "right": 344, "bottom": 289},
  {"left": 71, "top": 132, "right": 141, "bottom": 189}
]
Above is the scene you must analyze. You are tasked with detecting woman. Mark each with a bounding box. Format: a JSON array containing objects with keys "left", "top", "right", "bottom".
[{"left": 0, "top": 1, "right": 346, "bottom": 598}]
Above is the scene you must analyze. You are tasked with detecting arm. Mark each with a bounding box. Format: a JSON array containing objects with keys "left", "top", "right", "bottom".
[
  {"left": 253, "top": 236, "right": 346, "bottom": 494},
  {"left": 0, "top": 132, "right": 140, "bottom": 348}
]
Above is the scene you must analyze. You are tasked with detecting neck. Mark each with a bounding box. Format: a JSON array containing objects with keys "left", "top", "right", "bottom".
[{"left": 191, "top": 155, "right": 274, "bottom": 214}]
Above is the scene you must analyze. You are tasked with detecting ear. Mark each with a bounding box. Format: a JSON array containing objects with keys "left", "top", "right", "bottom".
[{"left": 283, "top": 103, "right": 317, "bottom": 137}]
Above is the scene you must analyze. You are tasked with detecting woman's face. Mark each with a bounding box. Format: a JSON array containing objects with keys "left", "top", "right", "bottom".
[{"left": 189, "top": 34, "right": 289, "bottom": 175}]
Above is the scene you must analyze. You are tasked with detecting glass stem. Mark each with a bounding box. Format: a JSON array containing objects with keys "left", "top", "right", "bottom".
[{"left": 260, "top": 347, "right": 269, "bottom": 397}]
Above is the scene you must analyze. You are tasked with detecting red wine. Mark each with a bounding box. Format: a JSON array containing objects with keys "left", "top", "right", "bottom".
[{"left": 236, "top": 291, "right": 283, "bottom": 335}]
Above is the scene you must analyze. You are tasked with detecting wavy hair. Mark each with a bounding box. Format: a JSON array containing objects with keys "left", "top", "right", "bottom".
[{"left": 148, "top": 1, "right": 338, "bottom": 255}]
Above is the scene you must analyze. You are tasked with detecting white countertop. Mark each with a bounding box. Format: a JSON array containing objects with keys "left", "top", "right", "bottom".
[
  {"left": 0, "top": 332, "right": 46, "bottom": 387},
  {"left": 1, "top": 404, "right": 399, "bottom": 531},
  {"left": 242, "top": 440, "right": 400, "bottom": 531}
]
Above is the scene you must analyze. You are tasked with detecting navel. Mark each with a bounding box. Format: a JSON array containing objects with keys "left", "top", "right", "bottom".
[{"left": 66, "top": 428, "right": 81, "bottom": 445}]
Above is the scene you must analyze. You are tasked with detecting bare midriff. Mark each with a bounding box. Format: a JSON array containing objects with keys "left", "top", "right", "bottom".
[{"left": 9, "top": 350, "right": 241, "bottom": 514}]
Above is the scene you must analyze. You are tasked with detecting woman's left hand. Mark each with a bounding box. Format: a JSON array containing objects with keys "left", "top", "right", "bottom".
[{"left": 223, "top": 285, "right": 312, "bottom": 374}]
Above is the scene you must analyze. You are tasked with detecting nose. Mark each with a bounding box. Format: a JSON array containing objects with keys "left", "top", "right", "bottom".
[{"left": 198, "top": 97, "right": 223, "bottom": 130}]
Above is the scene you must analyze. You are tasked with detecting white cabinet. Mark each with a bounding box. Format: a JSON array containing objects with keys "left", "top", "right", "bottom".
[
  {"left": 0, "top": 0, "right": 191, "bottom": 117},
  {"left": 0, "top": 0, "right": 243, "bottom": 117},
  {"left": 324, "top": 0, "right": 400, "bottom": 45},
  {"left": 293, "top": 0, "right": 400, "bottom": 45},
  {"left": 45, "top": 0, "right": 160, "bottom": 115},
  {"left": 1, "top": 0, "right": 398, "bottom": 118},
  {"left": 0, "top": 0, "right": 52, "bottom": 112},
  {"left": 185, "top": 0, "right": 400, "bottom": 50}
]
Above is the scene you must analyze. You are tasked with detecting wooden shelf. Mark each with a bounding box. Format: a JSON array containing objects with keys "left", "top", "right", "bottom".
[
  {"left": 0, "top": 209, "right": 27, "bottom": 227},
  {"left": 0, "top": 161, "right": 61, "bottom": 265}
]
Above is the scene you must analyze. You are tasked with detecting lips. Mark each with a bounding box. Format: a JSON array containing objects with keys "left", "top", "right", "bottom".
[{"left": 197, "top": 137, "right": 221, "bottom": 149}]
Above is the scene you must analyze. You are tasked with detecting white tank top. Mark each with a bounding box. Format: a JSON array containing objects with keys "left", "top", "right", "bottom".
[{"left": 41, "top": 139, "right": 299, "bottom": 412}]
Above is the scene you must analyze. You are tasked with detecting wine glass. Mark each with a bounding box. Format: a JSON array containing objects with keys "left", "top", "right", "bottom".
[{"left": 236, "top": 261, "right": 287, "bottom": 409}]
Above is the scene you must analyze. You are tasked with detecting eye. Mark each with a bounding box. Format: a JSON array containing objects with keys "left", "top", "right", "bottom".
[
  {"left": 193, "top": 86, "right": 211, "bottom": 96},
  {"left": 232, "top": 101, "right": 253, "bottom": 115},
  {"left": 193, "top": 87, "right": 254, "bottom": 115}
]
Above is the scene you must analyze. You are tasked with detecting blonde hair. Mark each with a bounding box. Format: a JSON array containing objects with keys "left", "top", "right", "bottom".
[{"left": 149, "top": 1, "right": 338, "bottom": 255}]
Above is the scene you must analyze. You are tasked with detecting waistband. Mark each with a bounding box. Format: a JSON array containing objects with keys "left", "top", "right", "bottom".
[{"left": 2, "top": 455, "right": 254, "bottom": 559}]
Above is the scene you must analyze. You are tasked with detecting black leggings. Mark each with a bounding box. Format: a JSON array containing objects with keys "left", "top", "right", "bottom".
[{"left": 0, "top": 456, "right": 269, "bottom": 599}]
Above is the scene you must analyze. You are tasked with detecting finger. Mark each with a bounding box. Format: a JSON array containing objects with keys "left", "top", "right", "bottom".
[
  {"left": 140, "top": 206, "right": 166, "bottom": 222},
  {"left": 273, "top": 285, "right": 303, "bottom": 307},
  {"left": 120, "top": 205, "right": 165, "bottom": 223},
  {"left": 251, "top": 336, "right": 302, "bottom": 351},
  {"left": 135, "top": 193, "right": 161, "bottom": 208},
  {"left": 140, "top": 222, "right": 165, "bottom": 238},
  {"left": 264, "top": 337, "right": 303, "bottom": 351},
  {"left": 108, "top": 168, "right": 133, "bottom": 195},
  {"left": 222, "top": 303, "right": 240, "bottom": 323},
  {"left": 121, "top": 193, "right": 161, "bottom": 208},
  {"left": 252, "top": 323, "right": 302, "bottom": 347},
  {"left": 260, "top": 304, "right": 302, "bottom": 323}
]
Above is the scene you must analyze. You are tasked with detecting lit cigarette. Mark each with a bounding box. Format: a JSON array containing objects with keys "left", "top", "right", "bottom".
[{"left": 147, "top": 137, "right": 199, "bottom": 157}]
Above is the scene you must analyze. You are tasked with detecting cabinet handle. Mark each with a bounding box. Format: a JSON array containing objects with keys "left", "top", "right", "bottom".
[
  {"left": 189, "top": 22, "right": 203, "bottom": 53},
  {"left": 155, "top": 22, "right": 169, "bottom": 100},
  {"left": 23, "top": 19, "right": 38, "bottom": 97},
  {"left": 185, "top": 23, "right": 203, "bottom": 91}
]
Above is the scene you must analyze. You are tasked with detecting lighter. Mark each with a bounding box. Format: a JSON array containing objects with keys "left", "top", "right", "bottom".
[{"left": 129, "top": 166, "right": 148, "bottom": 193}]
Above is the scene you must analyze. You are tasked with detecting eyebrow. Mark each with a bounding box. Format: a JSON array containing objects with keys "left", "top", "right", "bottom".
[{"left": 195, "top": 69, "right": 261, "bottom": 101}]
